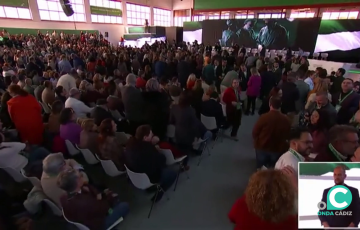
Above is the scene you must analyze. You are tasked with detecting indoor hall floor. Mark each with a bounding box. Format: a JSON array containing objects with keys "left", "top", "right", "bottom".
[{"left": 84, "top": 113, "right": 259, "bottom": 230}]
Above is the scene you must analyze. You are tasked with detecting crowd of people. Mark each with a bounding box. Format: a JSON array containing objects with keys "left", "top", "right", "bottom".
[{"left": 0, "top": 28, "right": 359, "bottom": 229}]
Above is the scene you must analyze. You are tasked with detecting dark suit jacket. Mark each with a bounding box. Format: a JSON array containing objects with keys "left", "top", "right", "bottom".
[
  {"left": 91, "top": 106, "right": 113, "bottom": 126},
  {"left": 260, "top": 71, "right": 277, "bottom": 97},
  {"left": 121, "top": 86, "right": 145, "bottom": 122},
  {"left": 332, "top": 91, "right": 360, "bottom": 124},
  {"left": 60, "top": 185, "right": 109, "bottom": 230},
  {"left": 201, "top": 99, "right": 225, "bottom": 128},
  {"left": 318, "top": 184, "right": 360, "bottom": 227},
  {"left": 124, "top": 138, "right": 166, "bottom": 183},
  {"left": 215, "top": 65, "right": 229, "bottom": 85},
  {"left": 177, "top": 60, "right": 191, "bottom": 88}
]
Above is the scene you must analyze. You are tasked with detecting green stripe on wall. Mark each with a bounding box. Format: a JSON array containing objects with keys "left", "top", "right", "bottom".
[
  {"left": 183, "top": 22, "right": 203, "bottom": 32},
  {"left": 299, "top": 163, "right": 360, "bottom": 176},
  {"left": 1, "top": 0, "right": 29, "bottom": 8},
  {"left": 194, "top": 0, "right": 359, "bottom": 10},
  {"left": 318, "top": 20, "right": 360, "bottom": 35},
  {"left": 90, "top": 6, "right": 122, "bottom": 17}
]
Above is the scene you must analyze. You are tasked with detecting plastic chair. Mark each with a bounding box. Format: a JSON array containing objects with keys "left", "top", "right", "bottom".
[
  {"left": 43, "top": 199, "right": 62, "bottom": 216},
  {"left": 62, "top": 209, "right": 123, "bottom": 230},
  {"left": 124, "top": 165, "right": 168, "bottom": 218},
  {"left": 75, "top": 145, "right": 99, "bottom": 165},
  {"left": 20, "top": 169, "right": 41, "bottom": 187},
  {"left": 0, "top": 167, "right": 27, "bottom": 183},
  {"left": 159, "top": 149, "right": 189, "bottom": 191},
  {"left": 94, "top": 154, "right": 126, "bottom": 177},
  {"left": 200, "top": 114, "right": 217, "bottom": 131},
  {"left": 65, "top": 140, "right": 80, "bottom": 156}
]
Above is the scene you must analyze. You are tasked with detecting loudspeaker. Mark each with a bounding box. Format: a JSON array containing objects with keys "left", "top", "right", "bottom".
[
  {"left": 105, "top": 32, "right": 109, "bottom": 37},
  {"left": 60, "top": 0, "right": 74, "bottom": 17}
]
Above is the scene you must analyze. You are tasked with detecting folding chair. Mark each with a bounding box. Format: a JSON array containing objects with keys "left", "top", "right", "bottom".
[
  {"left": 43, "top": 199, "right": 62, "bottom": 216},
  {"left": 62, "top": 209, "right": 123, "bottom": 230},
  {"left": 0, "top": 166, "right": 27, "bottom": 183},
  {"left": 194, "top": 137, "right": 211, "bottom": 166},
  {"left": 159, "top": 149, "right": 189, "bottom": 191},
  {"left": 75, "top": 145, "right": 99, "bottom": 165},
  {"left": 94, "top": 154, "right": 126, "bottom": 177},
  {"left": 124, "top": 165, "right": 168, "bottom": 218},
  {"left": 201, "top": 114, "right": 223, "bottom": 147},
  {"left": 20, "top": 169, "right": 41, "bottom": 187},
  {"left": 65, "top": 140, "right": 80, "bottom": 156}
]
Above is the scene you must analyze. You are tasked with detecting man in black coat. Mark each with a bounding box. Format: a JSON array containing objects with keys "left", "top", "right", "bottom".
[
  {"left": 201, "top": 92, "right": 226, "bottom": 129},
  {"left": 318, "top": 166, "right": 360, "bottom": 228},
  {"left": 260, "top": 63, "right": 277, "bottom": 99},
  {"left": 177, "top": 56, "right": 191, "bottom": 89}
]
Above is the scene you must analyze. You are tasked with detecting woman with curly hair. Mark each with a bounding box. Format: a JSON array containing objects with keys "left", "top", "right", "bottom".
[{"left": 229, "top": 168, "right": 298, "bottom": 230}]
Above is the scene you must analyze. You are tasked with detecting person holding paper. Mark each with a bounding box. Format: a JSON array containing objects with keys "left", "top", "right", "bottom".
[{"left": 222, "top": 79, "right": 242, "bottom": 141}]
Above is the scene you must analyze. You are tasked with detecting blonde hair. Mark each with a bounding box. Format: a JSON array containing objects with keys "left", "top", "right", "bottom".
[
  {"left": 313, "top": 78, "right": 328, "bottom": 93},
  {"left": 81, "top": 119, "right": 95, "bottom": 132},
  {"left": 187, "top": 74, "right": 196, "bottom": 85},
  {"left": 245, "top": 169, "right": 296, "bottom": 223},
  {"left": 145, "top": 78, "right": 160, "bottom": 92}
]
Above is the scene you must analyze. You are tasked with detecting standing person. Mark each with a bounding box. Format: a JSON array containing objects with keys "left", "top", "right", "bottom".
[
  {"left": 245, "top": 67, "right": 261, "bottom": 115},
  {"left": 318, "top": 166, "right": 360, "bottom": 228},
  {"left": 332, "top": 78, "right": 359, "bottom": 124},
  {"left": 281, "top": 72, "right": 299, "bottom": 124},
  {"left": 315, "top": 125, "right": 358, "bottom": 162},
  {"left": 329, "top": 68, "right": 345, "bottom": 96},
  {"left": 253, "top": 97, "right": 291, "bottom": 169},
  {"left": 260, "top": 63, "right": 277, "bottom": 100},
  {"left": 215, "top": 59, "right": 229, "bottom": 93},
  {"left": 294, "top": 71, "right": 310, "bottom": 113},
  {"left": 275, "top": 127, "right": 313, "bottom": 172},
  {"left": 223, "top": 79, "right": 242, "bottom": 141}
]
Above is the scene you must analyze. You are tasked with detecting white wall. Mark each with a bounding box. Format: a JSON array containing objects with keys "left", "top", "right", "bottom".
[
  {"left": 172, "top": 0, "right": 193, "bottom": 10},
  {"left": 0, "top": 0, "right": 174, "bottom": 45}
]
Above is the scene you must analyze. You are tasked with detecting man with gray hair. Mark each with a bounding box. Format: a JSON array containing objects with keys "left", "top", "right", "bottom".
[
  {"left": 315, "top": 125, "right": 359, "bottom": 162},
  {"left": 65, "top": 88, "right": 93, "bottom": 118},
  {"left": 121, "top": 74, "right": 145, "bottom": 134},
  {"left": 41, "top": 153, "right": 85, "bottom": 207},
  {"left": 58, "top": 169, "right": 129, "bottom": 230}
]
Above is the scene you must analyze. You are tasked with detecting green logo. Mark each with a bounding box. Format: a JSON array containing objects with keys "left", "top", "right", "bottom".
[{"left": 326, "top": 185, "right": 352, "bottom": 210}]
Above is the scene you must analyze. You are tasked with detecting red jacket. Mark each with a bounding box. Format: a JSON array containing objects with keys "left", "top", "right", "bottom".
[
  {"left": 8, "top": 94, "right": 43, "bottom": 145},
  {"left": 222, "top": 87, "right": 241, "bottom": 116},
  {"left": 229, "top": 196, "right": 298, "bottom": 230}
]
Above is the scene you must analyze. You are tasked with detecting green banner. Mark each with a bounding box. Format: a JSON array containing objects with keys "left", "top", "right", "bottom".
[
  {"left": 194, "top": 0, "right": 360, "bottom": 10},
  {"left": 1, "top": 0, "right": 29, "bottom": 8},
  {"left": 299, "top": 163, "right": 360, "bottom": 176},
  {"left": 90, "top": 6, "right": 122, "bottom": 17}
]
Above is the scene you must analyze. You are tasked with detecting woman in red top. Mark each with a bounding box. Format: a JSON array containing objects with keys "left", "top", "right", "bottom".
[
  {"left": 222, "top": 78, "right": 242, "bottom": 140},
  {"left": 228, "top": 168, "right": 298, "bottom": 230},
  {"left": 7, "top": 85, "right": 44, "bottom": 145}
]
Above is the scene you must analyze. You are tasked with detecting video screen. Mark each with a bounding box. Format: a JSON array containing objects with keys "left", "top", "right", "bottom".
[
  {"left": 202, "top": 18, "right": 321, "bottom": 51},
  {"left": 314, "top": 19, "right": 360, "bottom": 63},
  {"left": 298, "top": 162, "right": 360, "bottom": 229},
  {"left": 183, "top": 21, "right": 203, "bottom": 44}
]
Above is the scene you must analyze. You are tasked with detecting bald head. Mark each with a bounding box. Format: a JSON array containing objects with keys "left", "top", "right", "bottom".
[{"left": 333, "top": 165, "right": 347, "bottom": 185}]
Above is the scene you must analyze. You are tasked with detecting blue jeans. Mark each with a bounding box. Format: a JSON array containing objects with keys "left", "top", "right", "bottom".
[
  {"left": 159, "top": 167, "right": 177, "bottom": 191},
  {"left": 103, "top": 202, "right": 129, "bottom": 229},
  {"left": 255, "top": 149, "right": 281, "bottom": 169}
]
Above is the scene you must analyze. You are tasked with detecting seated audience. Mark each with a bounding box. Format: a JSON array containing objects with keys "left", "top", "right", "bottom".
[
  {"left": 91, "top": 99, "right": 114, "bottom": 127},
  {"left": 57, "top": 71, "right": 77, "bottom": 93},
  {"left": 125, "top": 125, "right": 176, "bottom": 201},
  {"left": 8, "top": 85, "right": 44, "bottom": 145},
  {"left": 47, "top": 100, "right": 64, "bottom": 134},
  {"left": 171, "top": 91, "right": 212, "bottom": 151},
  {"left": 59, "top": 108, "right": 82, "bottom": 145},
  {"left": 55, "top": 85, "right": 67, "bottom": 104},
  {"left": 79, "top": 80, "right": 105, "bottom": 106},
  {"left": 58, "top": 169, "right": 129, "bottom": 230},
  {"left": 41, "top": 153, "right": 86, "bottom": 208},
  {"left": 201, "top": 91, "right": 225, "bottom": 129},
  {"left": 98, "top": 118, "right": 126, "bottom": 171},
  {"left": 228, "top": 168, "right": 298, "bottom": 230},
  {"left": 0, "top": 92, "right": 14, "bottom": 128},
  {"left": 23, "top": 78, "right": 35, "bottom": 96},
  {"left": 79, "top": 119, "right": 99, "bottom": 154},
  {"left": 42, "top": 80, "right": 55, "bottom": 106},
  {"left": 65, "top": 88, "right": 92, "bottom": 119}
]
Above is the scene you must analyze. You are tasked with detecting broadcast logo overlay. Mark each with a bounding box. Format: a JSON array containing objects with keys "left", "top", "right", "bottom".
[{"left": 318, "top": 185, "right": 353, "bottom": 216}]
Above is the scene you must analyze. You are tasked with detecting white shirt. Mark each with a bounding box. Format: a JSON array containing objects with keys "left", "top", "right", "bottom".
[
  {"left": 56, "top": 74, "right": 77, "bottom": 93},
  {"left": 0, "top": 142, "right": 28, "bottom": 170},
  {"left": 304, "top": 77, "right": 314, "bottom": 90},
  {"left": 65, "top": 97, "right": 93, "bottom": 119},
  {"left": 275, "top": 149, "right": 305, "bottom": 173}
]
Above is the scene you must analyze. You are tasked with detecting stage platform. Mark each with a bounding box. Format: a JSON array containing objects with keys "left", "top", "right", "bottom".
[{"left": 308, "top": 59, "right": 360, "bottom": 81}]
